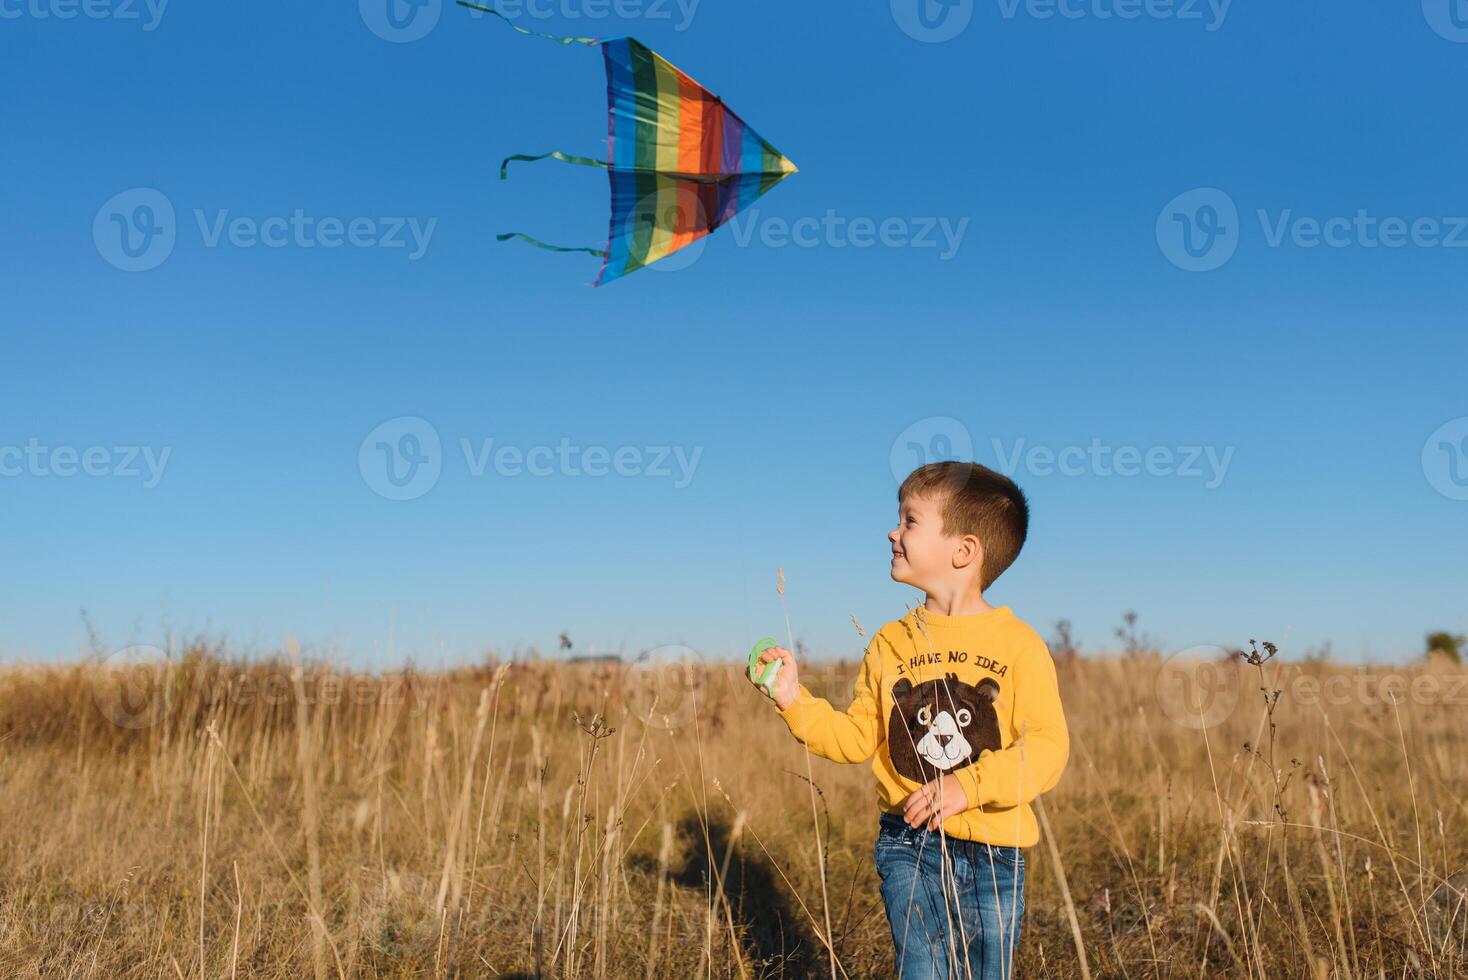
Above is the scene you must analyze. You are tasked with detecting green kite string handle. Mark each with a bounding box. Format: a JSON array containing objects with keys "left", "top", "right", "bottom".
[
  {"left": 455, "top": 1, "right": 601, "bottom": 45},
  {"left": 496, "top": 232, "right": 608, "bottom": 257},
  {"left": 499, "top": 151, "right": 610, "bottom": 181},
  {"left": 748, "top": 636, "right": 782, "bottom": 699}
]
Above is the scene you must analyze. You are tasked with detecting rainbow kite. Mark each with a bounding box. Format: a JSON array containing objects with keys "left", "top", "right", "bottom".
[{"left": 459, "top": 3, "right": 798, "bottom": 285}]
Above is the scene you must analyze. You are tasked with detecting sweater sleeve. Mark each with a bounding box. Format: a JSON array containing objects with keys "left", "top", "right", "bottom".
[
  {"left": 775, "top": 640, "right": 884, "bottom": 764},
  {"left": 954, "top": 638, "right": 1069, "bottom": 809}
]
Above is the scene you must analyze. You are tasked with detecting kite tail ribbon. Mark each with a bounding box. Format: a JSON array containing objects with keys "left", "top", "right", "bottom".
[
  {"left": 499, "top": 150, "right": 609, "bottom": 180},
  {"left": 455, "top": 1, "right": 601, "bottom": 45},
  {"left": 496, "top": 232, "right": 609, "bottom": 258},
  {"left": 495, "top": 151, "right": 610, "bottom": 256}
]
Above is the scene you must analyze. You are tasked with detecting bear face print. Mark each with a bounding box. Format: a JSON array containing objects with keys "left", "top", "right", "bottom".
[{"left": 887, "top": 673, "right": 1002, "bottom": 784}]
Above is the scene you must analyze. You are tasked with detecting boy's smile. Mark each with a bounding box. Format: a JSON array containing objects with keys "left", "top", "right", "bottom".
[{"left": 888, "top": 493, "right": 949, "bottom": 589}]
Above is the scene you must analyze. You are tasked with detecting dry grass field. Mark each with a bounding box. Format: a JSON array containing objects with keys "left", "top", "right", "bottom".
[{"left": 0, "top": 639, "right": 1464, "bottom": 979}]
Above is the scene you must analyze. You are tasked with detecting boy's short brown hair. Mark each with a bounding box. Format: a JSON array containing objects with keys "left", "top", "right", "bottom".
[{"left": 898, "top": 461, "right": 1030, "bottom": 590}]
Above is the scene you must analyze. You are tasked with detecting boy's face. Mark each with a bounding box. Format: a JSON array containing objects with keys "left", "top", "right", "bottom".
[{"left": 889, "top": 492, "right": 970, "bottom": 590}]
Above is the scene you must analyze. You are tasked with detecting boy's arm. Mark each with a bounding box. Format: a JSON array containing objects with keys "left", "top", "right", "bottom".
[
  {"left": 775, "top": 641, "right": 883, "bottom": 764},
  {"left": 952, "top": 638, "right": 1069, "bottom": 809}
]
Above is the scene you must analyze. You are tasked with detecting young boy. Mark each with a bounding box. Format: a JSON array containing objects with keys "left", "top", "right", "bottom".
[{"left": 749, "top": 461, "right": 1069, "bottom": 980}]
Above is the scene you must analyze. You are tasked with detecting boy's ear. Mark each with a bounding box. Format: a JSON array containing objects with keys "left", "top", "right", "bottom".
[{"left": 951, "top": 533, "right": 984, "bottom": 572}]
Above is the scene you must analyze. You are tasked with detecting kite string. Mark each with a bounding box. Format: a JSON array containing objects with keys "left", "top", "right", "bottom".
[{"left": 455, "top": 1, "right": 601, "bottom": 46}]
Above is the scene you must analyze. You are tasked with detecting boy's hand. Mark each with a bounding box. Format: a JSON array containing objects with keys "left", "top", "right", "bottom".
[
  {"left": 902, "top": 774, "right": 969, "bottom": 831},
  {"left": 749, "top": 644, "right": 800, "bottom": 711}
]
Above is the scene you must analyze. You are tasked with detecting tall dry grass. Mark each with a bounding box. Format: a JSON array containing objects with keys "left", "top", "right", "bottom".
[{"left": 0, "top": 639, "right": 1464, "bottom": 978}]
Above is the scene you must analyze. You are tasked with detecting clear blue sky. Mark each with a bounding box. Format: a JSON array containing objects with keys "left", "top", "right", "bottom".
[{"left": 4, "top": 0, "right": 1466, "bottom": 666}]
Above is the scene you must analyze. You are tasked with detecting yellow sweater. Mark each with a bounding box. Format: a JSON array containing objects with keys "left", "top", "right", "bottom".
[{"left": 776, "top": 605, "right": 1069, "bottom": 848}]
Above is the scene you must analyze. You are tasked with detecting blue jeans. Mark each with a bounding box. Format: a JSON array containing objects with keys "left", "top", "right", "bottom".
[{"left": 874, "top": 812, "right": 1026, "bottom": 980}]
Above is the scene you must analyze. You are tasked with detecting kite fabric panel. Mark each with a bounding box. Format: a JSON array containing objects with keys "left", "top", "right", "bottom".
[
  {"left": 458, "top": 2, "right": 798, "bottom": 286},
  {"left": 597, "top": 38, "right": 798, "bottom": 285}
]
